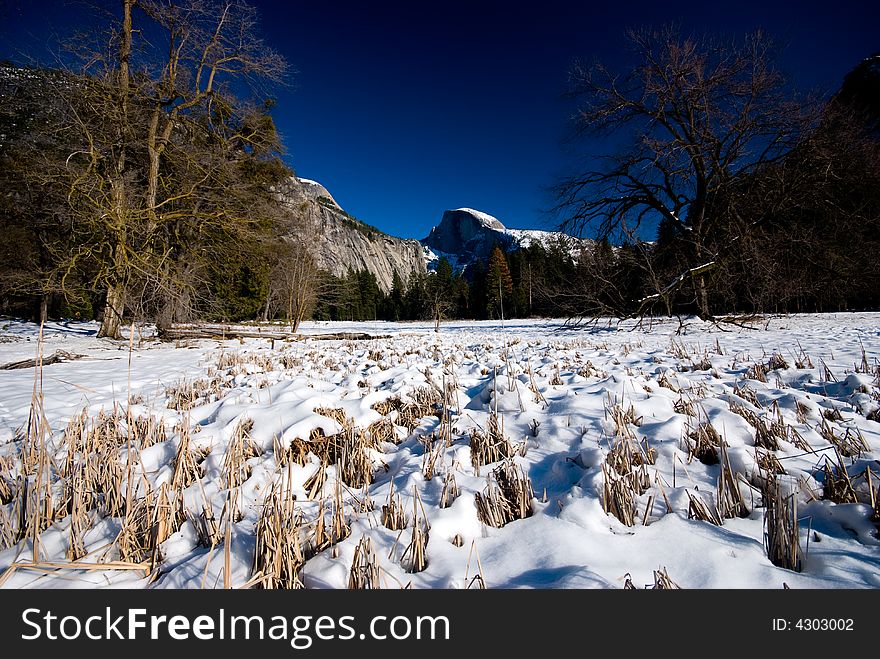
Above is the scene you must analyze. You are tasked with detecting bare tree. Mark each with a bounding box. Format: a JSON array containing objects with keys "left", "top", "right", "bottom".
[
  {"left": 265, "top": 226, "right": 323, "bottom": 332},
  {"left": 556, "top": 26, "right": 803, "bottom": 319},
  {"left": 54, "top": 0, "right": 288, "bottom": 337}
]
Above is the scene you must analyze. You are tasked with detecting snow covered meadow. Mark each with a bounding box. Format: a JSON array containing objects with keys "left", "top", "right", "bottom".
[{"left": 0, "top": 314, "right": 878, "bottom": 589}]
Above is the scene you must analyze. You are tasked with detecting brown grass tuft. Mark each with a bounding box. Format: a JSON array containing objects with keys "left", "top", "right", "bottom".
[{"left": 475, "top": 460, "right": 533, "bottom": 528}]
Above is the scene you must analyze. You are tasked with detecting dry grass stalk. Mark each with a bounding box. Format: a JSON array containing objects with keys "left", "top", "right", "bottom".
[
  {"left": 116, "top": 481, "right": 184, "bottom": 568},
  {"left": 0, "top": 505, "right": 15, "bottom": 550},
  {"left": 756, "top": 448, "right": 786, "bottom": 475},
  {"left": 609, "top": 402, "right": 643, "bottom": 433},
  {"left": 717, "top": 441, "right": 750, "bottom": 519},
  {"left": 818, "top": 420, "right": 868, "bottom": 458},
  {"left": 0, "top": 455, "right": 16, "bottom": 505},
  {"left": 674, "top": 395, "right": 697, "bottom": 417},
  {"left": 64, "top": 468, "right": 91, "bottom": 561},
  {"left": 746, "top": 362, "right": 767, "bottom": 382},
  {"left": 475, "top": 460, "right": 534, "bottom": 528},
  {"left": 253, "top": 480, "right": 306, "bottom": 589},
  {"left": 224, "top": 419, "right": 260, "bottom": 490},
  {"left": 464, "top": 540, "right": 487, "bottom": 589},
  {"left": 401, "top": 488, "right": 429, "bottom": 573},
  {"left": 440, "top": 472, "right": 459, "bottom": 509},
  {"left": 381, "top": 481, "right": 409, "bottom": 531},
  {"left": 469, "top": 412, "right": 520, "bottom": 468},
  {"left": 165, "top": 377, "right": 223, "bottom": 411},
  {"left": 190, "top": 490, "right": 221, "bottom": 548},
  {"left": 733, "top": 383, "right": 762, "bottom": 408},
  {"left": 366, "top": 418, "right": 397, "bottom": 445},
  {"left": 171, "top": 416, "right": 202, "bottom": 490},
  {"left": 128, "top": 413, "right": 167, "bottom": 449},
  {"left": 767, "top": 353, "right": 789, "bottom": 371},
  {"left": 601, "top": 463, "right": 637, "bottom": 526},
  {"left": 331, "top": 480, "right": 350, "bottom": 545},
  {"left": 728, "top": 402, "right": 783, "bottom": 452},
  {"left": 657, "top": 372, "right": 680, "bottom": 392},
  {"left": 650, "top": 567, "right": 680, "bottom": 589},
  {"left": 686, "top": 422, "right": 722, "bottom": 465},
  {"left": 348, "top": 536, "right": 381, "bottom": 589},
  {"left": 821, "top": 452, "right": 858, "bottom": 504},
  {"left": 762, "top": 473, "right": 802, "bottom": 572},
  {"left": 687, "top": 491, "right": 723, "bottom": 526},
  {"left": 303, "top": 463, "right": 326, "bottom": 500}
]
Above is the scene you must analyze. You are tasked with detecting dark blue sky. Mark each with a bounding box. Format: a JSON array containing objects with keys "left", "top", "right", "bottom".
[{"left": 2, "top": 0, "right": 878, "bottom": 239}]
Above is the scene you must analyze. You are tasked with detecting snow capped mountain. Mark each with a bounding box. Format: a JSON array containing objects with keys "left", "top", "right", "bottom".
[{"left": 421, "top": 207, "right": 588, "bottom": 273}]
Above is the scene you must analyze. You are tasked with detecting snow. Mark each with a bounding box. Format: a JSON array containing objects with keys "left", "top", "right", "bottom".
[
  {"left": 1, "top": 313, "right": 879, "bottom": 589},
  {"left": 452, "top": 208, "right": 506, "bottom": 230}
]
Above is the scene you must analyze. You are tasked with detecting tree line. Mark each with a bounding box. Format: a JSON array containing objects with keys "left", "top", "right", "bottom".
[{"left": 2, "top": 10, "right": 877, "bottom": 331}]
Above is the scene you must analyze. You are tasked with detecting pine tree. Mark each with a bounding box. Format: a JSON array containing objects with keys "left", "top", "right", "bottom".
[{"left": 486, "top": 246, "right": 514, "bottom": 320}]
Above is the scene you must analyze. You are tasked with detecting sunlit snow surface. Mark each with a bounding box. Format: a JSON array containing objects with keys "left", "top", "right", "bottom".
[{"left": 1, "top": 314, "right": 879, "bottom": 588}]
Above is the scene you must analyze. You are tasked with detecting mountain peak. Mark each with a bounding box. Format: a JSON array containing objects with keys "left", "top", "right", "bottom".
[{"left": 450, "top": 207, "right": 507, "bottom": 231}]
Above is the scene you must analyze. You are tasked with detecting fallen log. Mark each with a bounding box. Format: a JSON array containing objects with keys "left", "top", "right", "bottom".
[
  {"left": 158, "top": 325, "right": 389, "bottom": 342},
  {"left": 0, "top": 350, "right": 86, "bottom": 370}
]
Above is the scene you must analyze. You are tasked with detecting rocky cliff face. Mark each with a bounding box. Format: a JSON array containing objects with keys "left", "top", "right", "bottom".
[
  {"left": 275, "top": 177, "right": 426, "bottom": 293},
  {"left": 422, "top": 207, "right": 587, "bottom": 272},
  {"left": 422, "top": 208, "right": 517, "bottom": 263}
]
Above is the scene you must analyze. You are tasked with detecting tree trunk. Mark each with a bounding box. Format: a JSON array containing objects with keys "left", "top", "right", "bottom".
[
  {"left": 98, "top": 283, "right": 125, "bottom": 339},
  {"left": 696, "top": 275, "right": 711, "bottom": 320}
]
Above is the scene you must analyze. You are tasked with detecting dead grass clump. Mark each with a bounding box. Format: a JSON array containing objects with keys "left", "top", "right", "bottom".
[
  {"left": 821, "top": 452, "right": 858, "bottom": 504},
  {"left": 381, "top": 481, "right": 409, "bottom": 531},
  {"left": 366, "top": 418, "right": 398, "bottom": 445},
  {"left": 818, "top": 420, "right": 869, "bottom": 458},
  {"left": 608, "top": 402, "right": 643, "bottom": 432},
  {"left": 746, "top": 362, "right": 768, "bottom": 382},
  {"left": 171, "top": 418, "right": 202, "bottom": 490},
  {"left": 601, "top": 431, "right": 653, "bottom": 527},
  {"left": 314, "top": 406, "right": 350, "bottom": 427},
  {"left": 732, "top": 383, "right": 762, "bottom": 408},
  {"left": 312, "top": 482, "right": 351, "bottom": 552},
  {"left": 253, "top": 481, "right": 306, "bottom": 589},
  {"left": 687, "top": 491, "right": 723, "bottom": 526},
  {"left": 601, "top": 463, "right": 638, "bottom": 526},
  {"left": 650, "top": 567, "right": 680, "bottom": 589},
  {"left": 164, "top": 378, "right": 223, "bottom": 411},
  {"left": 475, "top": 460, "right": 534, "bottom": 528},
  {"left": 224, "top": 419, "right": 260, "bottom": 490},
  {"left": 578, "top": 361, "right": 606, "bottom": 379},
  {"left": 0, "top": 455, "right": 16, "bottom": 505},
  {"left": 674, "top": 395, "right": 697, "bottom": 417},
  {"left": 686, "top": 422, "right": 722, "bottom": 465},
  {"left": 728, "top": 402, "right": 783, "bottom": 452},
  {"left": 293, "top": 425, "right": 376, "bottom": 490},
  {"left": 762, "top": 473, "right": 802, "bottom": 572},
  {"left": 767, "top": 353, "right": 789, "bottom": 371},
  {"left": 717, "top": 442, "right": 750, "bottom": 520},
  {"left": 348, "top": 537, "right": 381, "bottom": 589},
  {"left": 688, "top": 355, "right": 713, "bottom": 372},
  {"left": 469, "top": 412, "right": 521, "bottom": 469},
  {"left": 116, "top": 483, "right": 185, "bottom": 568},
  {"left": 440, "top": 472, "right": 459, "bottom": 509},
  {"left": 657, "top": 372, "right": 680, "bottom": 392},
  {"left": 128, "top": 414, "right": 167, "bottom": 449},
  {"left": 401, "top": 489, "right": 429, "bottom": 573}
]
